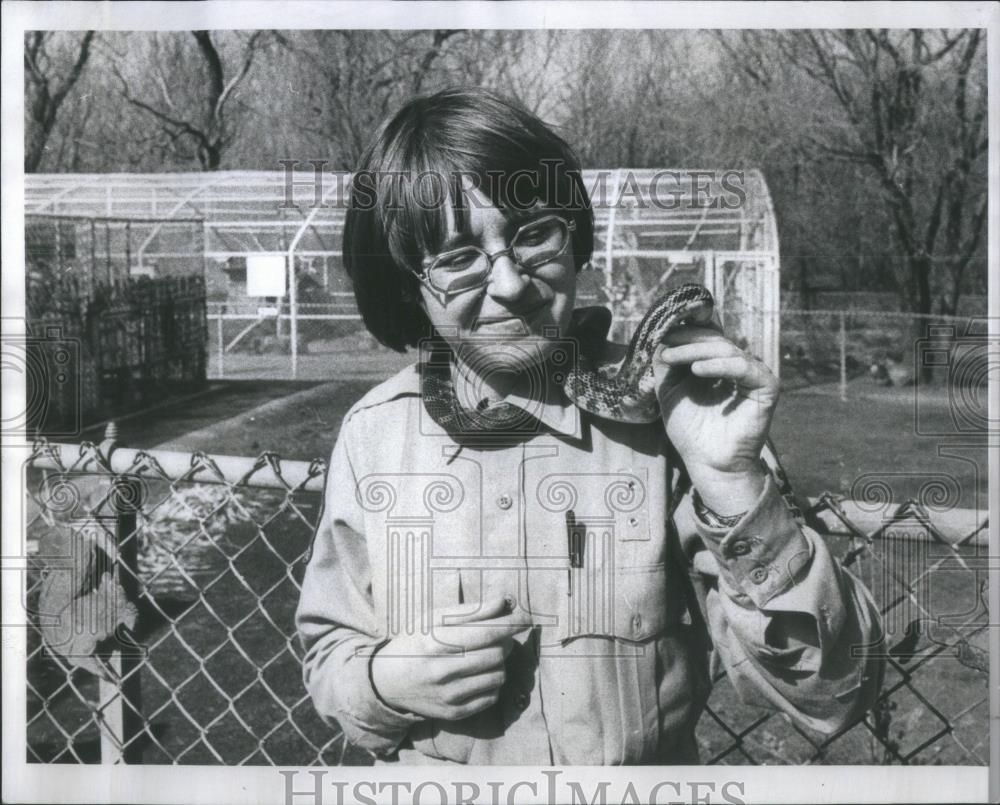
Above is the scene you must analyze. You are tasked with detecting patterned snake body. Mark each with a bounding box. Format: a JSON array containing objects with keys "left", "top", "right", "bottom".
[{"left": 564, "top": 283, "right": 716, "bottom": 423}]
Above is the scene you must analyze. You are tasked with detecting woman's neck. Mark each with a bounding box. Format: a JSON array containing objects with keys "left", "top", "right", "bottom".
[{"left": 451, "top": 355, "right": 552, "bottom": 409}]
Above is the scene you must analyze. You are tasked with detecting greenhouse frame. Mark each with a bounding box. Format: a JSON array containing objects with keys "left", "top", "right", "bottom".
[{"left": 25, "top": 169, "right": 781, "bottom": 378}]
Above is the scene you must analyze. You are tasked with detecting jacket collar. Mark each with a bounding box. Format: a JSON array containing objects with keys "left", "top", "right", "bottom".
[{"left": 419, "top": 346, "right": 584, "bottom": 441}]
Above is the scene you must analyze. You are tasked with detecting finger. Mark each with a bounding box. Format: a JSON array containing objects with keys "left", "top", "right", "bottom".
[
  {"left": 448, "top": 669, "right": 506, "bottom": 704},
  {"left": 442, "top": 614, "right": 533, "bottom": 652},
  {"left": 658, "top": 339, "right": 742, "bottom": 365},
  {"left": 449, "top": 692, "right": 500, "bottom": 720},
  {"left": 689, "top": 356, "right": 775, "bottom": 391},
  {"left": 659, "top": 324, "right": 726, "bottom": 348},
  {"left": 437, "top": 595, "right": 512, "bottom": 627},
  {"left": 441, "top": 646, "right": 505, "bottom": 680}
]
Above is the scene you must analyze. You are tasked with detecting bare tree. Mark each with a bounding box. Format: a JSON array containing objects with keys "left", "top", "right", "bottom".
[
  {"left": 109, "top": 31, "right": 270, "bottom": 170},
  {"left": 278, "top": 30, "right": 463, "bottom": 169},
  {"left": 445, "top": 30, "right": 566, "bottom": 117},
  {"left": 24, "top": 31, "right": 96, "bottom": 172},
  {"left": 773, "top": 30, "right": 987, "bottom": 318},
  {"left": 558, "top": 31, "right": 698, "bottom": 168}
]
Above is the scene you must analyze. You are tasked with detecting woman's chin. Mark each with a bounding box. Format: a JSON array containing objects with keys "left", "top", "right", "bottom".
[{"left": 457, "top": 341, "right": 549, "bottom": 375}]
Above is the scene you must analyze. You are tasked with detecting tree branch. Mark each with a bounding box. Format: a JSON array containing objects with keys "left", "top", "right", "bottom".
[{"left": 214, "top": 31, "right": 264, "bottom": 121}]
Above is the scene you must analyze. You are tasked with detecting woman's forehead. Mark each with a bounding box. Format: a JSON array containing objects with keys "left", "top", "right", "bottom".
[{"left": 442, "top": 184, "right": 547, "bottom": 235}]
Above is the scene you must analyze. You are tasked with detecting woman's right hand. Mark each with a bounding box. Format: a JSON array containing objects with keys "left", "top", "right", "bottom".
[{"left": 370, "top": 595, "right": 532, "bottom": 721}]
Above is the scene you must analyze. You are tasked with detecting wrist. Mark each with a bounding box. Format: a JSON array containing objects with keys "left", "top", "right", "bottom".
[
  {"left": 369, "top": 639, "right": 412, "bottom": 716},
  {"left": 692, "top": 488, "right": 745, "bottom": 528},
  {"left": 688, "top": 465, "right": 766, "bottom": 517}
]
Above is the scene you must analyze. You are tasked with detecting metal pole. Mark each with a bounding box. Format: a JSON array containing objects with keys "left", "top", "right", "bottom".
[
  {"left": 285, "top": 181, "right": 340, "bottom": 379},
  {"left": 90, "top": 219, "right": 97, "bottom": 295},
  {"left": 604, "top": 169, "right": 622, "bottom": 306},
  {"left": 55, "top": 219, "right": 64, "bottom": 277},
  {"left": 29, "top": 441, "right": 327, "bottom": 492},
  {"left": 289, "top": 254, "right": 298, "bottom": 379},
  {"left": 839, "top": 310, "right": 848, "bottom": 402},
  {"left": 105, "top": 223, "right": 112, "bottom": 285},
  {"left": 97, "top": 423, "right": 144, "bottom": 763},
  {"left": 217, "top": 312, "right": 225, "bottom": 379}
]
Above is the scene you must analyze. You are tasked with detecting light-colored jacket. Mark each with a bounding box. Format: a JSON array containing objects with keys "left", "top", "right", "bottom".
[{"left": 295, "top": 364, "right": 884, "bottom": 765}]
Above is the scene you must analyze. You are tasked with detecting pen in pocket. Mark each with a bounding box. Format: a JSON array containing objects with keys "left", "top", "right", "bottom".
[{"left": 565, "top": 509, "right": 585, "bottom": 596}]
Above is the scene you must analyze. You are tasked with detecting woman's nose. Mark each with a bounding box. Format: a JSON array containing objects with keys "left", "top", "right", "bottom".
[{"left": 486, "top": 254, "right": 530, "bottom": 302}]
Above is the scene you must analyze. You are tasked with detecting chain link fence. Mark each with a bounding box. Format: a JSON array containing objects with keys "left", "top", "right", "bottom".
[
  {"left": 776, "top": 308, "right": 989, "bottom": 405},
  {"left": 22, "top": 434, "right": 989, "bottom": 766},
  {"left": 204, "top": 298, "right": 988, "bottom": 410},
  {"left": 205, "top": 303, "right": 408, "bottom": 383}
]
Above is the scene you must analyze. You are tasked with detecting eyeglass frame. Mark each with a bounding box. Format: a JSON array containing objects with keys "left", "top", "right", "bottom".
[{"left": 408, "top": 213, "right": 577, "bottom": 301}]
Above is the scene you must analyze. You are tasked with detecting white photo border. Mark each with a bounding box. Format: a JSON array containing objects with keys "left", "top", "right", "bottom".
[{"left": 2, "top": 2, "right": 997, "bottom": 803}]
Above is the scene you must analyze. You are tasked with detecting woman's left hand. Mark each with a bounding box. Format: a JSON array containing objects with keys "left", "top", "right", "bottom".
[{"left": 652, "top": 325, "right": 780, "bottom": 515}]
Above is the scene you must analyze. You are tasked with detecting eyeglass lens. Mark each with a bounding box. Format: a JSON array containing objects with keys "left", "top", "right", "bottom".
[{"left": 427, "top": 217, "right": 569, "bottom": 294}]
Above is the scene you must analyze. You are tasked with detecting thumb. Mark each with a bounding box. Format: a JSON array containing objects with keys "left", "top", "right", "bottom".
[
  {"left": 437, "top": 594, "right": 514, "bottom": 627},
  {"left": 653, "top": 354, "right": 692, "bottom": 408}
]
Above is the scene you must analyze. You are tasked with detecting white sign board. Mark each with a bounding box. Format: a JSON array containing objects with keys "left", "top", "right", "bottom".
[{"left": 246, "top": 254, "right": 286, "bottom": 297}]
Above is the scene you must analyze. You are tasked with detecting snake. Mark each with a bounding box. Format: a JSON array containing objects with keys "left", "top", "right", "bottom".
[
  {"left": 563, "top": 283, "right": 716, "bottom": 423},
  {"left": 422, "top": 283, "right": 717, "bottom": 434},
  {"left": 422, "top": 281, "right": 801, "bottom": 521},
  {"left": 422, "top": 282, "right": 798, "bottom": 504}
]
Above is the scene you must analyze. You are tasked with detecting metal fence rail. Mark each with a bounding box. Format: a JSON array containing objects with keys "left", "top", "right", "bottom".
[{"left": 23, "top": 433, "right": 990, "bottom": 766}]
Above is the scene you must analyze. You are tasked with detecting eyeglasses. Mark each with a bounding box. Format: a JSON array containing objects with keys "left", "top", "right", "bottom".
[{"left": 414, "top": 214, "right": 576, "bottom": 298}]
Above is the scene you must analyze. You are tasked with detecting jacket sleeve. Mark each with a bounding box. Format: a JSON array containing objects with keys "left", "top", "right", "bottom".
[
  {"left": 295, "top": 414, "right": 423, "bottom": 755},
  {"left": 675, "top": 471, "right": 885, "bottom": 734}
]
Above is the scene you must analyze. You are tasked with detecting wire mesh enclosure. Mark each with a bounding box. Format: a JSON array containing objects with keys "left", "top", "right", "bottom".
[
  {"left": 23, "top": 438, "right": 989, "bottom": 766},
  {"left": 25, "top": 170, "right": 781, "bottom": 379},
  {"left": 25, "top": 214, "right": 209, "bottom": 435}
]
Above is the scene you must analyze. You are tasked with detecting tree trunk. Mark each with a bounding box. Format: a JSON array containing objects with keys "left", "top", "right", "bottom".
[{"left": 912, "top": 254, "right": 935, "bottom": 382}]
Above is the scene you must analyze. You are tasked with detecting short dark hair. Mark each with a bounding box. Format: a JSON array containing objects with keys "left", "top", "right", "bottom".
[{"left": 342, "top": 87, "right": 595, "bottom": 352}]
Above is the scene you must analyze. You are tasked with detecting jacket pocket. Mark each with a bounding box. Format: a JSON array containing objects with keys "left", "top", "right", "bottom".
[
  {"left": 555, "top": 562, "right": 686, "bottom": 643},
  {"left": 554, "top": 563, "right": 685, "bottom": 764}
]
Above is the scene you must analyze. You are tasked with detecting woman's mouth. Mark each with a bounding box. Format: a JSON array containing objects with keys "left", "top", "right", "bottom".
[{"left": 473, "top": 301, "right": 549, "bottom": 335}]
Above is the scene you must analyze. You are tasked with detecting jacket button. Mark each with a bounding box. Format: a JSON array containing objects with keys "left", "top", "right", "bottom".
[
  {"left": 729, "top": 539, "right": 752, "bottom": 557},
  {"left": 631, "top": 613, "right": 642, "bottom": 634},
  {"left": 514, "top": 692, "right": 529, "bottom": 710},
  {"left": 497, "top": 495, "right": 513, "bottom": 510},
  {"left": 749, "top": 565, "right": 769, "bottom": 584}
]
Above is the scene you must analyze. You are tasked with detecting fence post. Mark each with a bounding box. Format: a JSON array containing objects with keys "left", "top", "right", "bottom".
[
  {"left": 97, "top": 422, "right": 144, "bottom": 764},
  {"left": 217, "top": 312, "right": 225, "bottom": 379},
  {"left": 838, "top": 310, "right": 848, "bottom": 402}
]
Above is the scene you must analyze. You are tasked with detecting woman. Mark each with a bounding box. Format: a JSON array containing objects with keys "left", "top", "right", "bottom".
[{"left": 296, "top": 87, "right": 883, "bottom": 765}]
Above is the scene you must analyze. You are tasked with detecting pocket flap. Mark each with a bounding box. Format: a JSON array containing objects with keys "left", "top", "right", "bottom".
[{"left": 555, "top": 563, "right": 686, "bottom": 643}]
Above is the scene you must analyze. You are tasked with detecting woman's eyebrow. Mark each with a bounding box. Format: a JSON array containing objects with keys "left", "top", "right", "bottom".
[
  {"left": 509, "top": 202, "right": 551, "bottom": 222},
  {"left": 438, "top": 230, "right": 475, "bottom": 251},
  {"left": 432, "top": 205, "right": 552, "bottom": 253}
]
